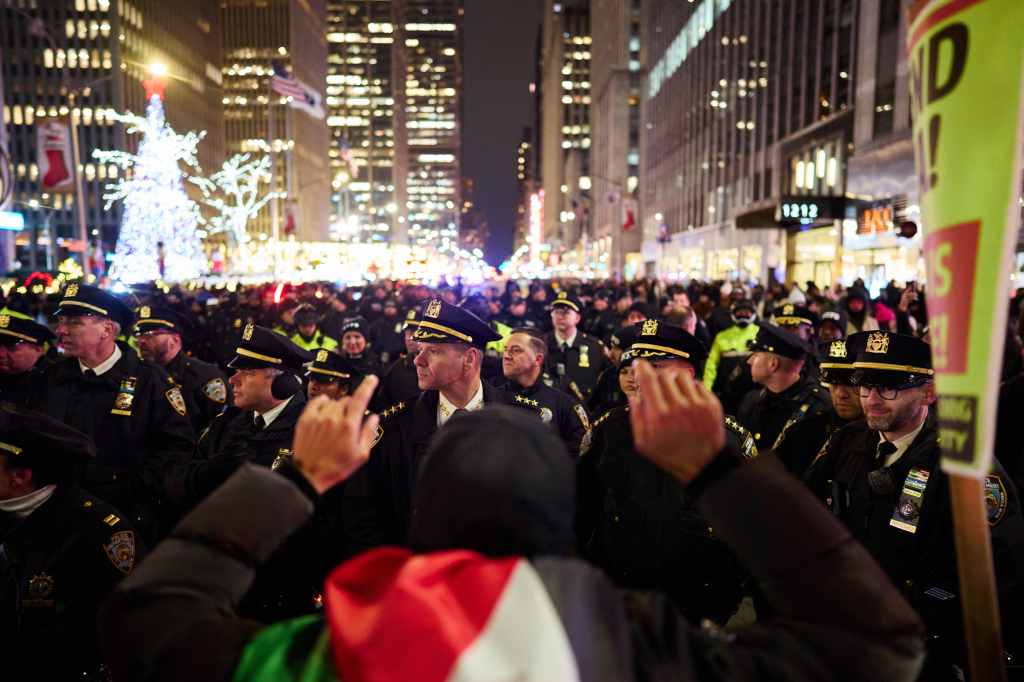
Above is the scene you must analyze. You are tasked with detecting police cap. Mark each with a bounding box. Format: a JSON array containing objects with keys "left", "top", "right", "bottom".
[
  {"left": 412, "top": 298, "right": 501, "bottom": 350},
  {"left": 0, "top": 312, "right": 55, "bottom": 347},
  {"left": 134, "top": 305, "right": 185, "bottom": 336},
  {"left": 550, "top": 291, "right": 583, "bottom": 314},
  {"left": 818, "top": 332, "right": 867, "bottom": 385},
  {"left": 0, "top": 404, "right": 94, "bottom": 482},
  {"left": 307, "top": 348, "right": 358, "bottom": 383},
  {"left": 626, "top": 318, "right": 707, "bottom": 371},
  {"left": 54, "top": 282, "right": 134, "bottom": 330},
  {"left": 851, "top": 331, "right": 933, "bottom": 388},
  {"left": 748, "top": 323, "right": 813, "bottom": 359},
  {"left": 773, "top": 303, "right": 819, "bottom": 329},
  {"left": 229, "top": 323, "right": 313, "bottom": 372}
]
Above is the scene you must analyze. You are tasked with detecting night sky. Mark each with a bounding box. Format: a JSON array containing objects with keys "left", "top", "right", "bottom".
[{"left": 462, "top": 0, "right": 543, "bottom": 265}]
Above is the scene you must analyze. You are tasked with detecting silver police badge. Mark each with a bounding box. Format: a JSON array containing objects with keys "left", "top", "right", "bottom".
[
  {"left": 203, "top": 378, "right": 227, "bottom": 404},
  {"left": 539, "top": 407, "right": 553, "bottom": 423}
]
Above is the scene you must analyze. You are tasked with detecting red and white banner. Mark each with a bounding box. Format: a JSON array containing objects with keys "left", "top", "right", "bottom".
[
  {"left": 621, "top": 197, "right": 637, "bottom": 231},
  {"left": 37, "top": 117, "right": 76, "bottom": 193}
]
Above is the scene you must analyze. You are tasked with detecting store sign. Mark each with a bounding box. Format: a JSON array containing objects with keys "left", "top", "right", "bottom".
[
  {"left": 858, "top": 201, "right": 895, "bottom": 235},
  {"left": 775, "top": 196, "right": 845, "bottom": 225},
  {"left": 909, "top": 0, "right": 1024, "bottom": 477},
  {"left": 0, "top": 211, "right": 24, "bottom": 231}
]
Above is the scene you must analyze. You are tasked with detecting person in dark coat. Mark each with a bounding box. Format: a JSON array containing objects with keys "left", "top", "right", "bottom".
[
  {"left": 373, "top": 310, "right": 421, "bottom": 411},
  {"left": 0, "top": 313, "right": 55, "bottom": 406},
  {"left": 29, "top": 283, "right": 195, "bottom": 541},
  {"left": 339, "top": 316, "right": 381, "bottom": 378},
  {"left": 773, "top": 334, "right": 867, "bottom": 478},
  {"left": 577, "top": 320, "right": 754, "bottom": 622},
  {"left": 134, "top": 305, "right": 229, "bottom": 435},
  {"left": 0, "top": 405, "right": 143, "bottom": 680},
  {"left": 98, "top": 363, "right": 925, "bottom": 682},
  {"left": 306, "top": 348, "right": 361, "bottom": 401},
  {"left": 737, "top": 323, "right": 831, "bottom": 452},
  {"left": 368, "top": 299, "right": 407, "bottom": 366},
  {"left": 587, "top": 323, "right": 639, "bottom": 417},
  {"left": 805, "top": 331, "right": 1024, "bottom": 677},
  {"left": 499, "top": 328, "right": 589, "bottom": 456},
  {"left": 343, "top": 298, "right": 517, "bottom": 551},
  {"left": 544, "top": 292, "right": 609, "bottom": 403}
]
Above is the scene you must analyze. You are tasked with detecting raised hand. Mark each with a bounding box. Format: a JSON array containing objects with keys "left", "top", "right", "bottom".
[
  {"left": 628, "top": 360, "right": 726, "bottom": 484},
  {"left": 292, "top": 375, "right": 380, "bottom": 494}
]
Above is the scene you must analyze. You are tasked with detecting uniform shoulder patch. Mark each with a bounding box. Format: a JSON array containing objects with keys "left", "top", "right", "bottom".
[
  {"left": 165, "top": 386, "right": 187, "bottom": 416},
  {"left": 203, "top": 377, "right": 228, "bottom": 404},
  {"left": 724, "top": 415, "right": 759, "bottom": 459},
  {"left": 985, "top": 474, "right": 1009, "bottom": 527},
  {"left": 103, "top": 530, "right": 136, "bottom": 573}
]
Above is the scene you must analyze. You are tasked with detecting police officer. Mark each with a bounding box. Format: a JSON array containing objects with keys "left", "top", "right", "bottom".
[
  {"left": 343, "top": 298, "right": 514, "bottom": 550},
  {"left": 0, "top": 404, "right": 143, "bottom": 680},
  {"left": 773, "top": 334, "right": 867, "bottom": 478},
  {"left": 496, "top": 295, "right": 542, "bottom": 330},
  {"left": 339, "top": 316, "right": 381, "bottom": 378},
  {"left": 288, "top": 303, "right": 338, "bottom": 352},
  {"left": 771, "top": 303, "right": 819, "bottom": 343},
  {"left": 135, "top": 305, "right": 229, "bottom": 435},
  {"left": 586, "top": 323, "right": 638, "bottom": 417},
  {"left": 545, "top": 291, "right": 608, "bottom": 403},
  {"left": 179, "top": 323, "right": 312, "bottom": 504},
  {"left": 307, "top": 348, "right": 361, "bottom": 400},
  {"left": 0, "top": 313, "right": 55, "bottom": 406},
  {"left": 577, "top": 320, "right": 754, "bottom": 622},
  {"left": 737, "top": 323, "right": 831, "bottom": 452},
  {"left": 29, "top": 283, "right": 195, "bottom": 541},
  {"left": 819, "top": 310, "right": 847, "bottom": 343},
  {"left": 500, "top": 328, "right": 589, "bottom": 457},
  {"left": 703, "top": 300, "right": 759, "bottom": 415},
  {"left": 369, "top": 299, "right": 407, "bottom": 365},
  {"left": 374, "top": 309, "right": 421, "bottom": 410},
  {"left": 804, "top": 331, "right": 1024, "bottom": 676}
]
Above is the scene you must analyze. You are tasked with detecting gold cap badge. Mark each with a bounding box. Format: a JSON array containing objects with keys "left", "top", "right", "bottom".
[
  {"left": 242, "top": 323, "right": 255, "bottom": 341},
  {"left": 316, "top": 349, "right": 329, "bottom": 362},
  {"left": 65, "top": 283, "right": 79, "bottom": 298},
  {"left": 866, "top": 332, "right": 890, "bottom": 354},
  {"left": 641, "top": 319, "right": 658, "bottom": 336},
  {"left": 140, "top": 306, "right": 151, "bottom": 319},
  {"left": 829, "top": 340, "right": 847, "bottom": 358},
  {"left": 425, "top": 299, "right": 442, "bottom": 319},
  {"left": 0, "top": 315, "right": 9, "bottom": 329}
]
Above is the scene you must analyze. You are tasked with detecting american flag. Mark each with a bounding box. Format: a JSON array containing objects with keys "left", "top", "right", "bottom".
[
  {"left": 340, "top": 139, "right": 358, "bottom": 176},
  {"left": 271, "top": 62, "right": 307, "bottom": 100}
]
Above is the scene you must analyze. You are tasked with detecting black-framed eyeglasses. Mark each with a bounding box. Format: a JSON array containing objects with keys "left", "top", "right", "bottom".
[{"left": 858, "top": 383, "right": 924, "bottom": 400}]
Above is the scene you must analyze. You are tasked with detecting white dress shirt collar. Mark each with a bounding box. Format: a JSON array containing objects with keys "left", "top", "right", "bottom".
[
  {"left": 257, "top": 395, "right": 293, "bottom": 429},
  {"left": 880, "top": 419, "right": 927, "bottom": 468},
  {"left": 80, "top": 344, "right": 122, "bottom": 376},
  {"left": 437, "top": 381, "right": 485, "bottom": 427}
]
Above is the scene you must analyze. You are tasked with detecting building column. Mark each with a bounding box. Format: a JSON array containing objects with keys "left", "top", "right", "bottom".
[{"left": 853, "top": 0, "right": 881, "bottom": 148}]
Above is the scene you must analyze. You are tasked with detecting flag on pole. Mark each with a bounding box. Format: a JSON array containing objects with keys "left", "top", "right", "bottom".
[
  {"left": 270, "top": 62, "right": 325, "bottom": 120},
  {"left": 621, "top": 198, "right": 637, "bottom": 231},
  {"left": 339, "top": 139, "right": 358, "bottom": 177}
]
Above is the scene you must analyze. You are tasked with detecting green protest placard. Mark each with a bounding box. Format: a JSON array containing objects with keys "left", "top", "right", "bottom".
[{"left": 909, "top": 0, "right": 1024, "bottom": 478}]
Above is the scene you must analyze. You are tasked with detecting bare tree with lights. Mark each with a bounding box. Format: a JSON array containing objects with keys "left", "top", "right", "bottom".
[
  {"left": 93, "top": 87, "right": 207, "bottom": 282},
  {"left": 190, "top": 153, "right": 274, "bottom": 270}
]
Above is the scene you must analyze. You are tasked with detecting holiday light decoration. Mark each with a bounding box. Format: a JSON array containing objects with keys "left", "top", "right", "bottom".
[
  {"left": 94, "top": 94, "right": 207, "bottom": 282},
  {"left": 190, "top": 153, "right": 274, "bottom": 270}
]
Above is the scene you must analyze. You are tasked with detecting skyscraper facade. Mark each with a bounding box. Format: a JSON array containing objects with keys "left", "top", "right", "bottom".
[
  {"left": 325, "top": 0, "right": 403, "bottom": 243},
  {"left": 400, "top": 0, "right": 463, "bottom": 249},
  {"left": 1, "top": 0, "right": 223, "bottom": 262},
  {"left": 221, "top": 0, "right": 330, "bottom": 242}
]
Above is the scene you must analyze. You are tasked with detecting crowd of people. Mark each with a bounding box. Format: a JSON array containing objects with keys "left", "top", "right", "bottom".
[{"left": 1, "top": 274, "right": 1022, "bottom": 681}]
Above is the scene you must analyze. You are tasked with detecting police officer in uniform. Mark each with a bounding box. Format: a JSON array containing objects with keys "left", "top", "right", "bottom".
[
  {"left": 0, "top": 405, "right": 143, "bottom": 680},
  {"left": 369, "top": 299, "right": 407, "bottom": 365},
  {"left": 499, "top": 327, "right": 589, "bottom": 457},
  {"left": 577, "top": 320, "right": 755, "bottom": 622},
  {"left": 289, "top": 303, "right": 338, "bottom": 352},
  {"left": 771, "top": 303, "right": 819, "bottom": 343},
  {"left": 804, "top": 331, "right": 1024, "bottom": 677},
  {"left": 545, "top": 291, "right": 608, "bottom": 403},
  {"left": 773, "top": 334, "right": 867, "bottom": 478},
  {"left": 29, "top": 284, "right": 195, "bottom": 541},
  {"left": 339, "top": 316, "right": 381, "bottom": 378},
  {"left": 737, "top": 323, "right": 831, "bottom": 453},
  {"left": 343, "top": 299, "right": 516, "bottom": 550},
  {"left": 374, "top": 309, "right": 421, "bottom": 410},
  {"left": 135, "top": 305, "right": 229, "bottom": 435},
  {"left": 0, "top": 313, "right": 55, "bottom": 406},
  {"left": 703, "top": 299, "right": 759, "bottom": 415},
  {"left": 307, "top": 348, "right": 361, "bottom": 400},
  {"left": 179, "top": 324, "right": 312, "bottom": 503},
  {"left": 586, "top": 323, "right": 639, "bottom": 417}
]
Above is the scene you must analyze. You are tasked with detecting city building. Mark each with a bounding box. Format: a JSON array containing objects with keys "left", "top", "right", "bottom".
[
  {"left": 513, "top": 126, "right": 535, "bottom": 255},
  {"left": 538, "top": 0, "right": 591, "bottom": 256},
  {"left": 221, "top": 0, "right": 330, "bottom": 242},
  {"left": 1, "top": 0, "right": 224, "bottom": 268},
  {"left": 400, "top": 0, "right": 464, "bottom": 249},
  {"left": 581, "top": 0, "right": 643, "bottom": 278},
  {"left": 325, "top": 0, "right": 404, "bottom": 244},
  {"left": 639, "top": 0, "right": 924, "bottom": 291}
]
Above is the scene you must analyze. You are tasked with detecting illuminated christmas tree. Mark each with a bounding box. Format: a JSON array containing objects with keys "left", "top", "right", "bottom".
[{"left": 94, "top": 80, "right": 207, "bottom": 282}]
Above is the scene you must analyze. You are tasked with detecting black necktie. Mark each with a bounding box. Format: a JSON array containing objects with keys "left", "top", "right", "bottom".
[
  {"left": 875, "top": 440, "right": 898, "bottom": 468},
  {"left": 254, "top": 414, "right": 266, "bottom": 431},
  {"left": 450, "top": 408, "right": 468, "bottom": 420}
]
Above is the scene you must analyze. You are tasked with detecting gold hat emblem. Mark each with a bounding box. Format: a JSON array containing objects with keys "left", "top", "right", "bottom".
[
  {"left": 866, "top": 332, "right": 890, "bottom": 354},
  {"left": 829, "top": 340, "right": 847, "bottom": 358},
  {"left": 558, "top": 291, "right": 567, "bottom": 299},
  {"left": 140, "top": 306, "right": 151, "bottom": 319},
  {"left": 641, "top": 319, "right": 658, "bottom": 336},
  {"left": 316, "top": 349, "right": 329, "bottom": 362},
  {"left": 242, "top": 323, "right": 255, "bottom": 341},
  {"left": 0, "top": 315, "right": 9, "bottom": 329},
  {"left": 65, "top": 283, "right": 79, "bottom": 298},
  {"left": 783, "top": 304, "right": 794, "bottom": 315},
  {"left": 425, "top": 299, "right": 442, "bottom": 319}
]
